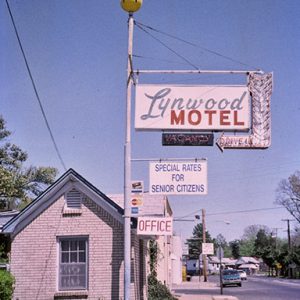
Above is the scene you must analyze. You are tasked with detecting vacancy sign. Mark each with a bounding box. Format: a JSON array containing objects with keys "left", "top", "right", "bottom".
[
  {"left": 137, "top": 217, "right": 173, "bottom": 236},
  {"left": 135, "top": 84, "right": 250, "bottom": 131},
  {"left": 149, "top": 161, "right": 207, "bottom": 195}
]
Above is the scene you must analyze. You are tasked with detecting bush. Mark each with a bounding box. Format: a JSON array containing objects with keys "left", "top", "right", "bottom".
[
  {"left": 147, "top": 240, "right": 177, "bottom": 300},
  {"left": 148, "top": 274, "right": 177, "bottom": 300},
  {"left": 0, "top": 270, "right": 14, "bottom": 300}
]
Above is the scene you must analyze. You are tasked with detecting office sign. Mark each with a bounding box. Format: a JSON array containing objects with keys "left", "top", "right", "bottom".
[
  {"left": 137, "top": 217, "right": 173, "bottom": 236},
  {"left": 149, "top": 160, "right": 207, "bottom": 195},
  {"left": 135, "top": 84, "right": 250, "bottom": 131}
]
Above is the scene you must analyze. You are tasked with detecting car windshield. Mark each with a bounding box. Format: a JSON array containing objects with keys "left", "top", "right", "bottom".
[{"left": 223, "top": 270, "right": 238, "bottom": 275}]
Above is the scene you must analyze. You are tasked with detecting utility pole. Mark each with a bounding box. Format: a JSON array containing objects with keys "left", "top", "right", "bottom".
[
  {"left": 120, "top": 2, "right": 143, "bottom": 299},
  {"left": 202, "top": 209, "right": 207, "bottom": 282},
  {"left": 282, "top": 219, "right": 294, "bottom": 278},
  {"left": 271, "top": 227, "right": 282, "bottom": 249}
]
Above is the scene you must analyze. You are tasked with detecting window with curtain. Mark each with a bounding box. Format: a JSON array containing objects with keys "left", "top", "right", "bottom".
[{"left": 58, "top": 237, "right": 88, "bottom": 290}]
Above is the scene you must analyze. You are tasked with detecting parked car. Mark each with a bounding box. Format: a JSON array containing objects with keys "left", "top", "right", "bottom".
[
  {"left": 222, "top": 269, "right": 242, "bottom": 287},
  {"left": 237, "top": 270, "right": 247, "bottom": 280}
]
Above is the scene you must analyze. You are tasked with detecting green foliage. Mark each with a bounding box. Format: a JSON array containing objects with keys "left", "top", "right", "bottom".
[
  {"left": 229, "top": 240, "right": 240, "bottom": 259},
  {"left": 148, "top": 240, "right": 177, "bottom": 300},
  {"left": 254, "top": 229, "right": 271, "bottom": 257},
  {"left": 149, "top": 239, "right": 158, "bottom": 277},
  {"left": 0, "top": 270, "right": 14, "bottom": 300},
  {"left": 239, "top": 239, "right": 256, "bottom": 257},
  {"left": 0, "top": 116, "right": 58, "bottom": 210},
  {"left": 187, "top": 223, "right": 214, "bottom": 259},
  {"left": 148, "top": 274, "right": 177, "bottom": 300},
  {"left": 215, "top": 234, "right": 231, "bottom": 257}
]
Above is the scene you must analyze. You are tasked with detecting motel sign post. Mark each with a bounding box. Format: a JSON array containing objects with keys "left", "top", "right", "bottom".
[{"left": 121, "top": 2, "right": 272, "bottom": 299}]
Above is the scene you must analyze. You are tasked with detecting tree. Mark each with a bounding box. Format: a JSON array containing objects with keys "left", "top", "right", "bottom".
[
  {"left": 229, "top": 240, "right": 240, "bottom": 259},
  {"left": 239, "top": 225, "right": 271, "bottom": 257},
  {"left": 254, "top": 229, "right": 271, "bottom": 257},
  {"left": 215, "top": 234, "right": 231, "bottom": 257},
  {"left": 187, "top": 223, "right": 214, "bottom": 259},
  {"left": 0, "top": 116, "right": 58, "bottom": 210},
  {"left": 242, "top": 225, "right": 271, "bottom": 241},
  {"left": 276, "top": 171, "right": 300, "bottom": 224}
]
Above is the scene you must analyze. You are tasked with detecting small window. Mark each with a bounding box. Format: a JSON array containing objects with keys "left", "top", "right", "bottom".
[
  {"left": 66, "top": 189, "right": 82, "bottom": 209},
  {"left": 58, "top": 237, "right": 88, "bottom": 290}
]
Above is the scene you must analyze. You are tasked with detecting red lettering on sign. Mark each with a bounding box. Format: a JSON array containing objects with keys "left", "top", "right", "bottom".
[
  {"left": 159, "top": 221, "right": 165, "bottom": 231},
  {"left": 234, "top": 110, "right": 245, "bottom": 126},
  {"left": 220, "top": 110, "right": 231, "bottom": 125},
  {"left": 145, "top": 220, "right": 151, "bottom": 231},
  {"left": 166, "top": 220, "right": 171, "bottom": 232},
  {"left": 138, "top": 220, "right": 144, "bottom": 231},
  {"left": 188, "top": 110, "right": 201, "bottom": 125},
  {"left": 171, "top": 110, "right": 185, "bottom": 125},
  {"left": 204, "top": 110, "right": 217, "bottom": 125}
]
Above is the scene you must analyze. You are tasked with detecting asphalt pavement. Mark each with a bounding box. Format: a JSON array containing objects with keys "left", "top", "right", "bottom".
[{"left": 172, "top": 276, "right": 238, "bottom": 300}]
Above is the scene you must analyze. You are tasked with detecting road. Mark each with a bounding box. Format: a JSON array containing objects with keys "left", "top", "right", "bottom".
[{"left": 173, "top": 275, "right": 300, "bottom": 300}]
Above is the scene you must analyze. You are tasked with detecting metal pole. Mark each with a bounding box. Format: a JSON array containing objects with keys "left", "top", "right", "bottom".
[
  {"left": 133, "top": 69, "right": 264, "bottom": 75},
  {"left": 124, "top": 13, "right": 134, "bottom": 300},
  {"left": 202, "top": 209, "right": 207, "bottom": 282},
  {"left": 219, "top": 254, "right": 223, "bottom": 295}
]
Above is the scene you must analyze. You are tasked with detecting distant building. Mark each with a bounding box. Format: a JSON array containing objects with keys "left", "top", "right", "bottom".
[{"left": 236, "top": 256, "right": 260, "bottom": 274}]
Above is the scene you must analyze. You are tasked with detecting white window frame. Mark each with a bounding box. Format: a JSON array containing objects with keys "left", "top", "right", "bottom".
[{"left": 58, "top": 236, "right": 88, "bottom": 291}]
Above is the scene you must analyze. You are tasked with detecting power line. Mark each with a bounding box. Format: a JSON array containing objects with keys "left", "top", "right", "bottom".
[
  {"left": 5, "top": 0, "right": 67, "bottom": 171},
  {"left": 133, "top": 54, "right": 190, "bottom": 66},
  {"left": 135, "top": 20, "right": 261, "bottom": 71},
  {"left": 176, "top": 206, "right": 285, "bottom": 220},
  {"left": 135, "top": 22, "right": 199, "bottom": 70}
]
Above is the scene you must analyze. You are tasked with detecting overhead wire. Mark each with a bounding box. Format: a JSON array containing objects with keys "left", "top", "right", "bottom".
[
  {"left": 176, "top": 206, "right": 286, "bottom": 221},
  {"left": 135, "top": 20, "right": 261, "bottom": 71},
  {"left": 133, "top": 54, "right": 191, "bottom": 66},
  {"left": 5, "top": 0, "right": 67, "bottom": 171},
  {"left": 135, "top": 22, "right": 200, "bottom": 70}
]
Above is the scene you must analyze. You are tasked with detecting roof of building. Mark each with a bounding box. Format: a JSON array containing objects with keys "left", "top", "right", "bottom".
[
  {"left": 2, "top": 169, "right": 125, "bottom": 236},
  {"left": 0, "top": 210, "right": 19, "bottom": 229},
  {"left": 235, "top": 256, "right": 260, "bottom": 265},
  {"left": 208, "top": 256, "right": 237, "bottom": 265}
]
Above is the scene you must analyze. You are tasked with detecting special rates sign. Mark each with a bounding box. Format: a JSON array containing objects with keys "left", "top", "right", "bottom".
[{"left": 150, "top": 160, "right": 207, "bottom": 195}]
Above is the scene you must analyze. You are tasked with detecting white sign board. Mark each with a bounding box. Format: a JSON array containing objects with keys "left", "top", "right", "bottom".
[
  {"left": 149, "top": 161, "right": 207, "bottom": 195},
  {"left": 137, "top": 217, "right": 173, "bottom": 236},
  {"left": 202, "top": 243, "right": 214, "bottom": 255},
  {"left": 135, "top": 84, "right": 250, "bottom": 131}
]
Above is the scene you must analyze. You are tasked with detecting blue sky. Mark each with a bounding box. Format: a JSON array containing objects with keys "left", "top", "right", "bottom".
[{"left": 1, "top": 0, "right": 300, "bottom": 242}]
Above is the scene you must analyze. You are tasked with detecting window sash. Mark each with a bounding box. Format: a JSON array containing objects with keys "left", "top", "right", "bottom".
[{"left": 59, "top": 238, "right": 88, "bottom": 290}]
